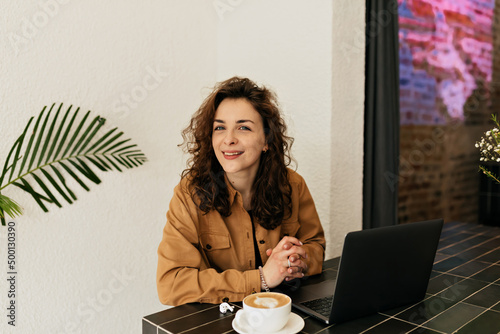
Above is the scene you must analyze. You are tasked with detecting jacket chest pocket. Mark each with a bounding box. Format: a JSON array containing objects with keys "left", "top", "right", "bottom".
[{"left": 200, "top": 232, "right": 230, "bottom": 252}]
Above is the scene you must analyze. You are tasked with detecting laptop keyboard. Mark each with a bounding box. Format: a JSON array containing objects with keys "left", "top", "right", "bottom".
[{"left": 300, "top": 295, "right": 333, "bottom": 317}]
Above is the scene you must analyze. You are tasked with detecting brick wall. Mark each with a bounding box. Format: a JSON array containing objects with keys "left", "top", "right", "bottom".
[
  {"left": 492, "top": 0, "right": 500, "bottom": 112},
  {"left": 398, "top": 0, "right": 496, "bottom": 224}
]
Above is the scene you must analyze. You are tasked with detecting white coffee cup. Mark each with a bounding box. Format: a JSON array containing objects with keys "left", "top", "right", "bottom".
[{"left": 238, "top": 292, "right": 291, "bottom": 333}]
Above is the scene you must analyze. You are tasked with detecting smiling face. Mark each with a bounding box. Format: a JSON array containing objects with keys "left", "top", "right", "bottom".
[{"left": 212, "top": 98, "right": 268, "bottom": 182}]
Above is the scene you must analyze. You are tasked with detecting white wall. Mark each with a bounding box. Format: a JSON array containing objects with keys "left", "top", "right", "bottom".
[
  {"left": 0, "top": 1, "right": 364, "bottom": 332},
  {"left": 330, "top": 1, "right": 366, "bottom": 255}
]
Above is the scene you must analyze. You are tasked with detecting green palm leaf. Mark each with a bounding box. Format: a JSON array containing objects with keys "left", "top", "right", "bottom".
[
  {"left": 0, "top": 194, "right": 23, "bottom": 219},
  {"left": 0, "top": 103, "right": 148, "bottom": 225}
]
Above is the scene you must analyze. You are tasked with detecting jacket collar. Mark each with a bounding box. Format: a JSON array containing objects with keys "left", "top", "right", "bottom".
[{"left": 224, "top": 173, "right": 241, "bottom": 207}]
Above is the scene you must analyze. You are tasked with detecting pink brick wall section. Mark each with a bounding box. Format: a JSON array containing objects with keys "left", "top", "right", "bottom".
[{"left": 397, "top": 0, "right": 497, "bottom": 224}]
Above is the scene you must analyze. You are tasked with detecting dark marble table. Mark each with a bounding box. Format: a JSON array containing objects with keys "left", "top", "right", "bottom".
[{"left": 143, "top": 222, "right": 500, "bottom": 333}]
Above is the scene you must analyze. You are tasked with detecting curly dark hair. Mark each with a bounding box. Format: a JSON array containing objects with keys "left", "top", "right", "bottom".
[{"left": 180, "top": 77, "right": 294, "bottom": 230}]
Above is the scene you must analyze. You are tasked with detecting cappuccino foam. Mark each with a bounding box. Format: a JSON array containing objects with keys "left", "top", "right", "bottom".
[
  {"left": 244, "top": 292, "right": 289, "bottom": 309},
  {"left": 254, "top": 296, "right": 278, "bottom": 308}
]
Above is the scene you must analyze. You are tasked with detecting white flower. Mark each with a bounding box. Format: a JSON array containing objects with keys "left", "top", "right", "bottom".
[{"left": 486, "top": 131, "right": 491, "bottom": 136}]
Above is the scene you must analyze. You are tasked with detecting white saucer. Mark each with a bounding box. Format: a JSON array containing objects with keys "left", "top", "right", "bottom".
[{"left": 232, "top": 310, "right": 305, "bottom": 334}]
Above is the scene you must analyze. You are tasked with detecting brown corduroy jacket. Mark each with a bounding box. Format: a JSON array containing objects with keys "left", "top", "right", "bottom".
[{"left": 156, "top": 169, "right": 326, "bottom": 306}]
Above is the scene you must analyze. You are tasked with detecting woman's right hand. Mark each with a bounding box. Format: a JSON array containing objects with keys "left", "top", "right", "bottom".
[{"left": 261, "top": 236, "right": 308, "bottom": 288}]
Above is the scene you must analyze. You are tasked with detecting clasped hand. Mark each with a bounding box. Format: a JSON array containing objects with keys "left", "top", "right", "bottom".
[{"left": 261, "top": 236, "right": 308, "bottom": 288}]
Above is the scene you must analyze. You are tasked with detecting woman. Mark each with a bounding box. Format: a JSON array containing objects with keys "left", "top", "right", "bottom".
[{"left": 157, "top": 77, "right": 325, "bottom": 306}]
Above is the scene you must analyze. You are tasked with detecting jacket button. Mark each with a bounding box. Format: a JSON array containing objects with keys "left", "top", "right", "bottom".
[
  {"left": 206, "top": 244, "right": 212, "bottom": 250},
  {"left": 222, "top": 297, "right": 229, "bottom": 302},
  {"left": 259, "top": 240, "right": 265, "bottom": 244}
]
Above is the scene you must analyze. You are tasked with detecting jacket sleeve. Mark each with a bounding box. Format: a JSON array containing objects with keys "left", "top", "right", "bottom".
[
  {"left": 295, "top": 174, "right": 326, "bottom": 276},
  {"left": 156, "top": 182, "right": 261, "bottom": 306}
]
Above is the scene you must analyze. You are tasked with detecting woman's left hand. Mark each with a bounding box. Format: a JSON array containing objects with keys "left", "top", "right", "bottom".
[{"left": 265, "top": 236, "right": 308, "bottom": 283}]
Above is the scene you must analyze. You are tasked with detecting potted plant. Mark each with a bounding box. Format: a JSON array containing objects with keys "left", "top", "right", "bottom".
[{"left": 476, "top": 114, "right": 500, "bottom": 184}]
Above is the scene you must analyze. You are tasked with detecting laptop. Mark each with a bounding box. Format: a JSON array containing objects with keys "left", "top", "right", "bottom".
[{"left": 279, "top": 219, "right": 443, "bottom": 324}]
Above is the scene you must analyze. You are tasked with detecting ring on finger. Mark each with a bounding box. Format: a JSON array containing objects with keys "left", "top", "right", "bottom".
[{"left": 287, "top": 258, "right": 291, "bottom": 268}]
